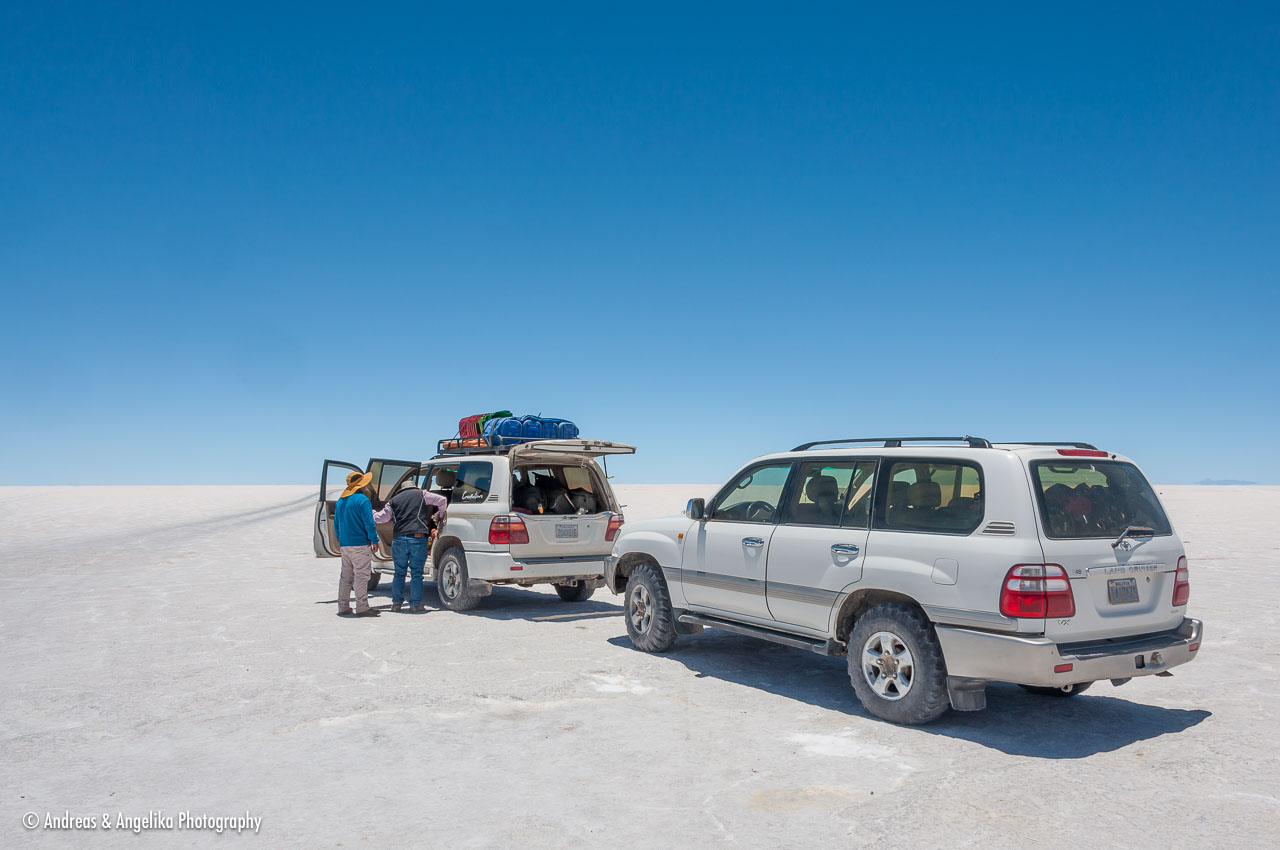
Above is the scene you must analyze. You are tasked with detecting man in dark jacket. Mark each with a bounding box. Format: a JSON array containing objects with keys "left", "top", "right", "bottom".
[{"left": 374, "top": 480, "right": 448, "bottom": 612}]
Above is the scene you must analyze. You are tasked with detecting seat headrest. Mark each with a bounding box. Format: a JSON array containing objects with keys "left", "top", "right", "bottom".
[
  {"left": 907, "top": 481, "right": 942, "bottom": 509},
  {"left": 434, "top": 469, "right": 457, "bottom": 487},
  {"left": 806, "top": 474, "right": 839, "bottom": 503}
]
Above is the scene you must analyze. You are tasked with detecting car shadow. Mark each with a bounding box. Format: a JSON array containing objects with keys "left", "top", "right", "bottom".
[
  {"left": 317, "top": 582, "right": 623, "bottom": 623},
  {"left": 607, "top": 631, "right": 1210, "bottom": 758}
]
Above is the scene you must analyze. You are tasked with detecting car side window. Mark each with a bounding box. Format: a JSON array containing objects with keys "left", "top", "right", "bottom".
[
  {"left": 841, "top": 461, "right": 878, "bottom": 529},
  {"left": 879, "top": 459, "right": 983, "bottom": 533},
  {"left": 452, "top": 461, "right": 494, "bottom": 505},
  {"left": 782, "top": 462, "right": 858, "bottom": 527},
  {"left": 711, "top": 463, "right": 793, "bottom": 524}
]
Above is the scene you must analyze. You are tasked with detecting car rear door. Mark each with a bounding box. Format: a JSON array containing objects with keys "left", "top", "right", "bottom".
[
  {"left": 1028, "top": 455, "right": 1187, "bottom": 643},
  {"left": 766, "top": 459, "right": 876, "bottom": 631},
  {"left": 314, "top": 459, "right": 363, "bottom": 557},
  {"left": 507, "top": 441, "right": 636, "bottom": 560}
]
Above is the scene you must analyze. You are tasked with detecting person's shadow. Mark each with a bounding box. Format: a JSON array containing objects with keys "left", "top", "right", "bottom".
[
  {"left": 607, "top": 632, "right": 1210, "bottom": 758},
  {"left": 319, "top": 581, "right": 622, "bottom": 622}
]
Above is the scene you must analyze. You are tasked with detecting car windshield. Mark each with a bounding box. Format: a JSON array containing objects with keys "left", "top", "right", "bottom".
[{"left": 1031, "top": 460, "right": 1171, "bottom": 539}]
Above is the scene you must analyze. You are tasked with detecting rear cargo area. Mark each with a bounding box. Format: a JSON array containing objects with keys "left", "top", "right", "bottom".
[{"left": 508, "top": 461, "right": 616, "bottom": 559}]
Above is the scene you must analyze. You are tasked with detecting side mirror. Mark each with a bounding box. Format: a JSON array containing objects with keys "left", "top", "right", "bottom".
[{"left": 687, "top": 498, "right": 706, "bottom": 520}]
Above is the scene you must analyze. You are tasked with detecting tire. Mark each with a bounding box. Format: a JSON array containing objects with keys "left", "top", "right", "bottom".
[
  {"left": 366, "top": 571, "right": 382, "bottom": 593},
  {"left": 624, "top": 562, "right": 677, "bottom": 652},
  {"left": 436, "top": 547, "right": 482, "bottom": 611},
  {"left": 554, "top": 581, "right": 595, "bottom": 603},
  {"left": 847, "top": 602, "right": 950, "bottom": 725},
  {"left": 1020, "top": 682, "right": 1093, "bottom": 697}
]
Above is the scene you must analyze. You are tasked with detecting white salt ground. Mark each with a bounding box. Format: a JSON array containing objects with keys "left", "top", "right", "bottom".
[{"left": 1, "top": 483, "right": 1277, "bottom": 848}]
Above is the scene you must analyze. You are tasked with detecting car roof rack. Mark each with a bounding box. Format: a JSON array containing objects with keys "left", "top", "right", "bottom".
[
  {"left": 791, "top": 436, "right": 993, "bottom": 451},
  {"left": 993, "top": 441, "right": 1099, "bottom": 450}
]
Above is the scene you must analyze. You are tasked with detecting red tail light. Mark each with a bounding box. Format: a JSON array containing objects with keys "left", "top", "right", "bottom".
[
  {"left": 1173, "top": 556, "right": 1190, "bottom": 606},
  {"left": 1000, "top": 564, "right": 1075, "bottom": 618},
  {"left": 605, "top": 514, "right": 624, "bottom": 542},
  {"left": 1057, "top": 448, "right": 1108, "bottom": 457},
  {"left": 489, "top": 516, "right": 529, "bottom": 545}
]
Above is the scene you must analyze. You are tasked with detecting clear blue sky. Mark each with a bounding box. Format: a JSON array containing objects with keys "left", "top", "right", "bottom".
[{"left": 2, "top": 2, "right": 1277, "bottom": 485}]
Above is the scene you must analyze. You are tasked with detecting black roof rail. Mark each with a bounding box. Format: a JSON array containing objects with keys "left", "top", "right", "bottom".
[
  {"left": 994, "top": 441, "right": 1099, "bottom": 450},
  {"left": 791, "top": 436, "right": 993, "bottom": 451}
]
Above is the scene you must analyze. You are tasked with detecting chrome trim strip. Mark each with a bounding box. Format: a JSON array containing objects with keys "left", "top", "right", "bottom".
[{"left": 922, "top": 604, "right": 1019, "bottom": 632}]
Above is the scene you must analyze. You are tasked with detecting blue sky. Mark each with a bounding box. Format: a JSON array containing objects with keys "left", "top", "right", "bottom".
[{"left": 2, "top": 2, "right": 1277, "bottom": 485}]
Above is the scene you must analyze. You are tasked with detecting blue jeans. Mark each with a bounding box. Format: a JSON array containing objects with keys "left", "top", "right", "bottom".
[{"left": 391, "top": 536, "right": 430, "bottom": 606}]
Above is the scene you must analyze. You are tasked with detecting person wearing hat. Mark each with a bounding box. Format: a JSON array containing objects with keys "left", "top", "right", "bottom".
[{"left": 334, "top": 470, "right": 382, "bottom": 617}]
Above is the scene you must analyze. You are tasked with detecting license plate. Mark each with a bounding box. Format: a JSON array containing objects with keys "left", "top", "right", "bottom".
[
  {"left": 1107, "top": 577, "right": 1140, "bottom": 604},
  {"left": 555, "top": 523, "right": 579, "bottom": 540}
]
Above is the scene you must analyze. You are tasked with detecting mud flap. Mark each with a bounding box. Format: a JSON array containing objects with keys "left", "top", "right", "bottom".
[
  {"left": 467, "top": 580, "right": 494, "bottom": 597},
  {"left": 947, "top": 676, "right": 987, "bottom": 711}
]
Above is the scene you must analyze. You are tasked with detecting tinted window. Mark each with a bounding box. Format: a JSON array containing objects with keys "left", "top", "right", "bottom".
[
  {"left": 711, "top": 464, "right": 793, "bottom": 523},
  {"left": 782, "top": 461, "right": 876, "bottom": 527},
  {"left": 368, "top": 460, "right": 420, "bottom": 508},
  {"left": 1032, "top": 460, "right": 1171, "bottom": 538},
  {"left": 881, "top": 460, "right": 983, "bottom": 533},
  {"left": 452, "top": 461, "right": 494, "bottom": 505}
]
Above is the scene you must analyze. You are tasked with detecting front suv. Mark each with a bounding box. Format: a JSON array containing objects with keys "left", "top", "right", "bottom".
[{"left": 605, "top": 436, "right": 1202, "bottom": 725}]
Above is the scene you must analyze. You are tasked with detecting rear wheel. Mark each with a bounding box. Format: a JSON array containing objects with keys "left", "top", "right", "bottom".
[
  {"left": 436, "top": 547, "right": 482, "bottom": 611},
  {"left": 624, "top": 563, "right": 676, "bottom": 652},
  {"left": 554, "top": 581, "right": 595, "bottom": 603},
  {"left": 847, "top": 603, "right": 950, "bottom": 725},
  {"left": 1020, "top": 682, "right": 1093, "bottom": 697}
]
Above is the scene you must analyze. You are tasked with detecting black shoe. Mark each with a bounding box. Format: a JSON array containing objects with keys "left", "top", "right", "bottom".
[
  {"left": 355, "top": 609, "right": 381, "bottom": 617},
  {"left": 410, "top": 605, "right": 426, "bottom": 613},
  {"left": 391, "top": 602, "right": 403, "bottom": 612},
  {"left": 337, "top": 610, "right": 354, "bottom": 617}
]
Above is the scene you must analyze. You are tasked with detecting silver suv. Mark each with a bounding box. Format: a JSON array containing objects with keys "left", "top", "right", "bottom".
[{"left": 605, "top": 437, "right": 1202, "bottom": 725}]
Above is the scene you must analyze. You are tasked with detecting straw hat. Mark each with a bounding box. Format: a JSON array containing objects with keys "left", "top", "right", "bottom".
[{"left": 341, "top": 470, "right": 373, "bottom": 498}]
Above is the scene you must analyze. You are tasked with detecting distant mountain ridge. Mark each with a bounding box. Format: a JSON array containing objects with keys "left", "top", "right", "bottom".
[{"left": 1195, "top": 478, "right": 1258, "bottom": 486}]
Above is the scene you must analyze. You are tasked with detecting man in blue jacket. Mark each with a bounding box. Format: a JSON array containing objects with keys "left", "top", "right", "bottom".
[{"left": 334, "top": 470, "right": 382, "bottom": 617}]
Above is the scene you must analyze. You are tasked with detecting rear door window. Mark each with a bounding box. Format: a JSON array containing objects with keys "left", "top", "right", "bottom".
[
  {"left": 878, "top": 460, "right": 983, "bottom": 534},
  {"left": 1031, "top": 460, "right": 1171, "bottom": 538},
  {"left": 452, "top": 461, "right": 494, "bottom": 505},
  {"left": 782, "top": 461, "right": 875, "bottom": 527}
]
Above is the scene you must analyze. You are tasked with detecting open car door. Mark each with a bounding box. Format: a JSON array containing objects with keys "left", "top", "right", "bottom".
[
  {"left": 365, "top": 458, "right": 425, "bottom": 560},
  {"left": 314, "top": 459, "right": 363, "bottom": 557}
]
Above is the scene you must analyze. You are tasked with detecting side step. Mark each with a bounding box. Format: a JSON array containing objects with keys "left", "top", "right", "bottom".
[{"left": 677, "top": 613, "right": 844, "bottom": 656}]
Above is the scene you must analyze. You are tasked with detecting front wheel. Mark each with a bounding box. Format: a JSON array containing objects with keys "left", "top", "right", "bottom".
[
  {"left": 1019, "top": 682, "right": 1093, "bottom": 697},
  {"left": 847, "top": 603, "right": 950, "bottom": 725},
  {"left": 554, "top": 581, "right": 595, "bottom": 603},
  {"left": 436, "top": 547, "right": 482, "bottom": 611},
  {"left": 624, "top": 563, "right": 676, "bottom": 652}
]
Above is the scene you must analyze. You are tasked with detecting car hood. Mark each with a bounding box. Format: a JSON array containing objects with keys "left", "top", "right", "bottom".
[{"left": 615, "top": 513, "right": 695, "bottom": 541}]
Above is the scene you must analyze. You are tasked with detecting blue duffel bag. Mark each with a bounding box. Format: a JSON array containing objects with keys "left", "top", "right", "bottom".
[
  {"left": 540, "top": 418, "right": 579, "bottom": 439},
  {"left": 484, "top": 416, "right": 525, "bottom": 446}
]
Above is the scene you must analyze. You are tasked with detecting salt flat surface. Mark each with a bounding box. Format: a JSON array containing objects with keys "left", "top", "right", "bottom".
[{"left": 1, "top": 484, "right": 1277, "bottom": 848}]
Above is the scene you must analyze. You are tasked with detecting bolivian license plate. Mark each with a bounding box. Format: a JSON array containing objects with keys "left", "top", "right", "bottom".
[
  {"left": 555, "top": 523, "right": 579, "bottom": 540},
  {"left": 1107, "top": 577, "right": 1140, "bottom": 604}
]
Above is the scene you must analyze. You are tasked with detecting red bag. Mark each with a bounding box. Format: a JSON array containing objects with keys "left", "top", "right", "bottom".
[{"left": 459, "top": 414, "right": 486, "bottom": 440}]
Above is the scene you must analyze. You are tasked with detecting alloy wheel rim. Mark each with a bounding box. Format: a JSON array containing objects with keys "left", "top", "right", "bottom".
[
  {"left": 861, "top": 631, "right": 915, "bottom": 701},
  {"left": 441, "top": 561, "right": 459, "bottom": 598},
  {"left": 629, "top": 584, "right": 652, "bottom": 634}
]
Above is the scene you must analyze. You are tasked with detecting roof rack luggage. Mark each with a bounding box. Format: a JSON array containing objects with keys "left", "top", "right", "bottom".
[{"left": 791, "top": 436, "right": 993, "bottom": 451}]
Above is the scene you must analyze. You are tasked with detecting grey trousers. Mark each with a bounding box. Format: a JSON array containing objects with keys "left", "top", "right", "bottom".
[{"left": 338, "top": 545, "right": 375, "bottom": 614}]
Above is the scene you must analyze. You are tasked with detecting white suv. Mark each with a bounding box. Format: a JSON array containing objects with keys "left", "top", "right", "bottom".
[
  {"left": 604, "top": 437, "right": 1202, "bottom": 725},
  {"left": 316, "top": 440, "right": 635, "bottom": 609}
]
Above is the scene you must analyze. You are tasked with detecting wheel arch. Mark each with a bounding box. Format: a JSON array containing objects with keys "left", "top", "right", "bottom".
[
  {"left": 611, "top": 551, "right": 664, "bottom": 594},
  {"left": 433, "top": 536, "right": 463, "bottom": 567},
  {"left": 832, "top": 588, "right": 926, "bottom": 644}
]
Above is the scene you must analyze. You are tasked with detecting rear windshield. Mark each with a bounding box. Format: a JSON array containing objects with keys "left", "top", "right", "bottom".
[{"left": 1031, "top": 460, "right": 1171, "bottom": 539}]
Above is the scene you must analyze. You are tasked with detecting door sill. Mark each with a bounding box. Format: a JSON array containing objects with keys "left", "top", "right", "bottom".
[{"left": 676, "top": 612, "right": 845, "bottom": 656}]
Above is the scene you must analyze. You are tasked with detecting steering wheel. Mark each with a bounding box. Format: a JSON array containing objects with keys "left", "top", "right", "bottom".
[{"left": 744, "top": 501, "right": 775, "bottom": 522}]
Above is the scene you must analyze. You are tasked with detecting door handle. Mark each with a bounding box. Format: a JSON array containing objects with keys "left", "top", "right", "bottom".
[
  {"left": 741, "top": 537, "right": 765, "bottom": 547},
  {"left": 831, "top": 543, "right": 860, "bottom": 555}
]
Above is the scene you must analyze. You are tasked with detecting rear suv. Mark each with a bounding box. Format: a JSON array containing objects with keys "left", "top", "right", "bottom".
[
  {"left": 604, "top": 437, "right": 1201, "bottom": 725},
  {"left": 316, "top": 440, "right": 636, "bottom": 609}
]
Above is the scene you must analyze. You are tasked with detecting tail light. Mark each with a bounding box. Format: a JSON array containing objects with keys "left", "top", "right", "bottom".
[
  {"left": 605, "top": 514, "right": 624, "bottom": 542},
  {"left": 1057, "top": 448, "right": 1108, "bottom": 457},
  {"left": 488, "top": 516, "right": 529, "bottom": 545},
  {"left": 1000, "top": 564, "right": 1075, "bottom": 618},
  {"left": 1173, "top": 556, "right": 1190, "bottom": 606}
]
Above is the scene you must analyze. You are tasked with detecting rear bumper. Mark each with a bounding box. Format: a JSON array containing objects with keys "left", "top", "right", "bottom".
[
  {"left": 935, "top": 618, "right": 1203, "bottom": 687},
  {"left": 466, "top": 550, "right": 608, "bottom": 583}
]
